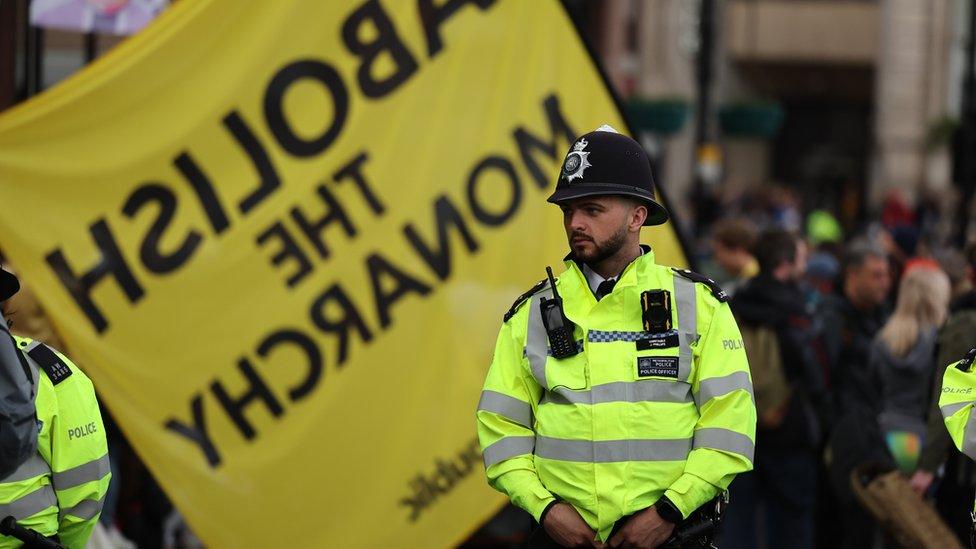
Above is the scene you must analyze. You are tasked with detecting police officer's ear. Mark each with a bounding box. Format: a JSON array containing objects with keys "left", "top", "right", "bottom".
[{"left": 625, "top": 198, "right": 648, "bottom": 231}]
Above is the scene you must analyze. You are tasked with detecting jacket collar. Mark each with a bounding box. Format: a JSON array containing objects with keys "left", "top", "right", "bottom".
[{"left": 562, "top": 244, "right": 656, "bottom": 292}]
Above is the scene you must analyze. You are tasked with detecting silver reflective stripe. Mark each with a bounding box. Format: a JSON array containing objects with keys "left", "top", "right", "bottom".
[
  {"left": 0, "top": 484, "right": 58, "bottom": 520},
  {"left": 478, "top": 391, "right": 533, "bottom": 429},
  {"left": 696, "top": 371, "right": 754, "bottom": 408},
  {"left": 542, "top": 380, "right": 692, "bottom": 406},
  {"left": 941, "top": 401, "right": 975, "bottom": 420},
  {"left": 482, "top": 436, "right": 535, "bottom": 468},
  {"left": 962, "top": 410, "right": 976, "bottom": 460},
  {"left": 525, "top": 292, "right": 549, "bottom": 388},
  {"left": 535, "top": 436, "right": 693, "bottom": 462},
  {"left": 673, "top": 276, "right": 697, "bottom": 383},
  {"left": 693, "top": 428, "right": 755, "bottom": 461},
  {"left": 52, "top": 454, "right": 111, "bottom": 490},
  {"left": 59, "top": 495, "right": 104, "bottom": 521},
  {"left": 2, "top": 454, "right": 51, "bottom": 483}
]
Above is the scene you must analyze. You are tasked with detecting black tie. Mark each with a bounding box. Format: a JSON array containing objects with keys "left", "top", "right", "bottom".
[{"left": 595, "top": 279, "right": 616, "bottom": 301}]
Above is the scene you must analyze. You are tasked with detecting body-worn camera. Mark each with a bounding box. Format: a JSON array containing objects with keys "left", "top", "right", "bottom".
[{"left": 641, "top": 289, "right": 672, "bottom": 333}]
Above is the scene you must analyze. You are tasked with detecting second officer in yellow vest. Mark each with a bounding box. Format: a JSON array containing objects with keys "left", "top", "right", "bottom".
[
  {"left": 477, "top": 126, "right": 757, "bottom": 547},
  {"left": 939, "top": 347, "right": 976, "bottom": 545},
  {"left": 0, "top": 267, "right": 110, "bottom": 549}
]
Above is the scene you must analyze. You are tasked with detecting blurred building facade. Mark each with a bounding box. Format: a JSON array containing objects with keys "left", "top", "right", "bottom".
[{"left": 571, "top": 0, "right": 969, "bottom": 234}]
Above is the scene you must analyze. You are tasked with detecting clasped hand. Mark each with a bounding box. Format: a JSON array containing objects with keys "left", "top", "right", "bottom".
[{"left": 542, "top": 503, "right": 675, "bottom": 549}]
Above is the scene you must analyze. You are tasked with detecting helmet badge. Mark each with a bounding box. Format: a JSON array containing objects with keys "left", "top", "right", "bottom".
[{"left": 562, "top": 138, "right": 592, "bottom": 182}]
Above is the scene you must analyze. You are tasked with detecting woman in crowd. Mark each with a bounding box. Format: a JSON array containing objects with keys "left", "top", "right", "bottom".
[{"left": 870, "top": 265, "right": 951, "bottom": 473}]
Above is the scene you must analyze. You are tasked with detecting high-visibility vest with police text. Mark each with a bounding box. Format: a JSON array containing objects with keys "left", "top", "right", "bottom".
[
  {"left": 0, "top": 337, "right": 110, "bottom": 549},
  {"left": 940, "top": 348, "right": 976, "bottom": 514},
  {"left": 476, "top": 249, "right": 757, "bottom": 541}
]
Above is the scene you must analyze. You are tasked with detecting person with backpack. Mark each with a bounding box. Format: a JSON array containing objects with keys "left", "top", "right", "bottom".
[{"left": 721, "top": 229, "right": 826, "bottom": 549}]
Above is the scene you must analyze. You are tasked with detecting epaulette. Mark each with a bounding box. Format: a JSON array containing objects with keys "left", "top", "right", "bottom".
[
  {"left": 955, "top": 348, "right": 976, "bottom": 372},
  {"left": 503, "top": 279, "right": 549, "bottom": 323},
  {"left": 672, "top": 268, "right": 729, "bottom": 303},
  {"left": 27, "top": 342, "right": 72, "bottom": 385}
]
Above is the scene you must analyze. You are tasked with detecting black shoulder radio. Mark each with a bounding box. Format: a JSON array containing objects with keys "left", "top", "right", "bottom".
[{"left": 540, "top": 267, "right": 580, "bottom": 359}]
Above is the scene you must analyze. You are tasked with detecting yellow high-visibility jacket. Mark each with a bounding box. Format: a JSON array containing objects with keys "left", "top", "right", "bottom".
[
  {"left": 476, "top": 249, "right": 757, "bottom": 541},
  {"left": 940, "top": 348, "right": 976, "bottom": 512},
  {"left": 0, "top": 337, "right": 110, "bottom": 549}
]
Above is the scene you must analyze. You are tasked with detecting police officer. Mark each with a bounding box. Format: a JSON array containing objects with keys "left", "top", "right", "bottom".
[
  {"left": 0, "top": 267, "right": 34, "bottom": 479},
  {"left": 0, "top": 266, "right": 110, "bottom": 549},
  {"left": 476, "top": 126, "right": 757, "bottom": 548},
  {"left": 939, "top": 347, "right": 976, "bottom": 546}
]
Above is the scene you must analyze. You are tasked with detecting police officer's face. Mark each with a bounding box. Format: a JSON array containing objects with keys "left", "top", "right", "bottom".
[{"left": 560, "top": 196, "right": 644, "bottom": 263}]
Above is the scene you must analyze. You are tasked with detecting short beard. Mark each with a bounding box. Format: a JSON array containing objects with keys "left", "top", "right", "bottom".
[{"left": 572, "top": 224, "right": 629, "bottom": 266}]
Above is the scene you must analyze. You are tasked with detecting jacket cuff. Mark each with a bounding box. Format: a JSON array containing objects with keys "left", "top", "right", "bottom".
[
  {"left": 537, "top": 498, "right": 560, "bottom": 525},
  {"left": 664, "top": 473, "right": 718, "bottom": 519}
]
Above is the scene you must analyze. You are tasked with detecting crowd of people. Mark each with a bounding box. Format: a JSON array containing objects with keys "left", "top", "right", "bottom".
[{"left": 701, "top": 192, "right": 976, "bottom": 548}]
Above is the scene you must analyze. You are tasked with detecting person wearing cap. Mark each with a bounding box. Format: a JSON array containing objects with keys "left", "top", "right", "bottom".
[
  {"left": 0, "top": 266, "right": 110, "bottom": 549},
  {"left": 476, "top": 126, "right": 756, "bottom": 548},
  {"left": 0, "top": 268, "right": 35, "bottom": 480}
]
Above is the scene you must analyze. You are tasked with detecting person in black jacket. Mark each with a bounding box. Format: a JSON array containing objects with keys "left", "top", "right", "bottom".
[
  {"left": 720, "top": 229, "right": 826, "bottom": 549},
  {"left": 819, "top": 241, "right": 895, "bottom": 548},
  {"left": 0, "top": 266, "right": 36, "bottom": 479}
]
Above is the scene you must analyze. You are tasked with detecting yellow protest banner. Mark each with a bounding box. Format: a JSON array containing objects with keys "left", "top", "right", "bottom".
[{"left": 0, "top": 0, "right": 687, "bottom": 546}]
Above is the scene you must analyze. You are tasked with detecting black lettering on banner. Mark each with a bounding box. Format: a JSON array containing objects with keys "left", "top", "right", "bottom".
[
  {"left": 45, "top": 219, "right": 144, "bottom": 334},
  {"left": 512, "top": 94, "right": 577, "bottom": 189},
  {"left": 367, "top": 253, "right": 433, "bottom": 329},
  {"left": 403, "top": 195, "right": 479, "bottom": 281},
  {"left": 174, "top": 152, "right": 231, "bottom": 235},
  {"left": 400, "top": 437, "right": 481, "bottom": 522},
  {"left": 466, "top": 156, "right": 522, "bottom": 226},
  {"left": 417, "top": 0, "right": 496, "bottom": 57},
  {"left": 121, "top": 183, "right": 203, "bottom": 274},
  {"left": 255, "top": 329, "right": 323, "bottom": 402},
  {"left": 342, "top": 0, "right": 418, "bottom": 99},
  {"left": 333, "top": 152, "right": 385, "bottom": 215},
  {"left": 309, "top": 284, "right": 374, "bottom": 366},
  {"left": 264, "top": 60, "right": 349, "bottom": 157},
  {"left": 289, "top": 184, "right": 356, "bottom": 261},
  {"left": 255, "top": 222, "right": 313, "bottom": 288},
  {"left": 210, "top": 358, "right": 285, "bottom": 441},
  {"left": 223, "top": 111, "right": 282, "bottom": 215},
  {"left": 165, "top": 394, "right": 222, "bottom": 467}
]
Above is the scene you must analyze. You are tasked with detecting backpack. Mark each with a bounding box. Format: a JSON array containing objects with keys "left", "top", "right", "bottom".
[{"left": 740, "top": 323, "right": 792, "bottom": 428}]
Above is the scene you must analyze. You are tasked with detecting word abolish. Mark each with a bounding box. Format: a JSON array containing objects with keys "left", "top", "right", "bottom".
[{"left": 44, "top": 0, "right": 496, "bottom": 334}]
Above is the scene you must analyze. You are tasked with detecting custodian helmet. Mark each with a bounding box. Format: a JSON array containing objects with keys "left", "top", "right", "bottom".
[{"left": 547, "top": 125, "right": 669, "bottom": 226}]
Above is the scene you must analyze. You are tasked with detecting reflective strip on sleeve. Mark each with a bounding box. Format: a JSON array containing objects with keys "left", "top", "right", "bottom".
[
  {"left": 693, "top": 427, "right": 755, "bottom": 461},
  {"left": 0, "top": 484, "right": 58, "bottom": 520},
  {"left": 541, "top": 380, "right": 692, "bottom": 406},
  {"left": 52, "top": 453, "right": 111, "bottom": 491},
  {"left": 535, "top": 436, "right": 692, "bottom": 463},
  {"left": 962, "top": 410, "right": 976, "bottom": 460},
  {"left": 673, "top": 275, "right": 697, "bottom": 383},
  {"left": 524, "top": 294, "right": 549, "bottom": 388},
  {"left": 2, "top": 454, "right": 51, "bottom": 483},
  {"left": 20, "top": 342, "right": 40, "bottom": 396},
  {"left": 695, "top": 371, "right": 754, "bottom": 408},
  {"left": 941, "top": 401, "right": 975, "bottom": 419},
  {"left": 58, "top": 495, "right": 105, "bottom": 521},
  {"left": 477, "top": 391, "right": 533, "bottom": 429},
  {"left": 482, "top": 436, "right": 535, "bottom": 468}
]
